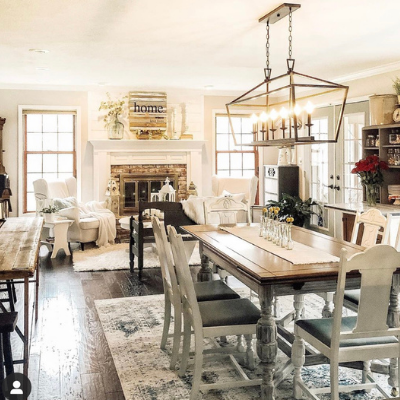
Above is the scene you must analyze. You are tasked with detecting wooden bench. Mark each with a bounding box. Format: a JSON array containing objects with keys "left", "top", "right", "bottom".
[{"left": 129, "top": 201, "right": 197, "bottom": 279}]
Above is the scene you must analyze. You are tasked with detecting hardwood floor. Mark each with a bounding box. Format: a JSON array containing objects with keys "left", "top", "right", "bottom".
[{"left": 10, "top": 245, "right": 167, "bottom": 400}]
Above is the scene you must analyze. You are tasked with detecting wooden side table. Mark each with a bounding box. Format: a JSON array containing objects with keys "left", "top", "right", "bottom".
[{"left": 42, "top": 219, "right": 73, "bottom": 258}]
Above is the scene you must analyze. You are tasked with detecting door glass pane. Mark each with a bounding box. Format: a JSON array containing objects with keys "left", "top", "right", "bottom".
[{"left": 343, "top": 113, "right": 364, "bottom": 203}]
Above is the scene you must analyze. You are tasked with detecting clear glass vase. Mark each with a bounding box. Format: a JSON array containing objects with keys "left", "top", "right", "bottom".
[
  {"left": 108, "top": 115, "right": 124, "bottom": 140},
  {"left": 364, "top": 184, "right": 378, "bottom": 207}
]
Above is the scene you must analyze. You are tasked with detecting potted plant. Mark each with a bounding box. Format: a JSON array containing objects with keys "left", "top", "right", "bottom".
[
  {"left": 265, "top": 193, "right": 321, "bottom": 227},
  {"left": 393, "top": 77, "right": 400, "bottom": 103},
  {"left": 40, "top": 205, "right": 59, "bottom": 223}
]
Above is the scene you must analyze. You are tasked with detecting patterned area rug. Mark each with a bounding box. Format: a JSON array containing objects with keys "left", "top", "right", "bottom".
[
  {"left": 95, "top": 290, "right": 392, "bottom": 400},
  {"left": 73, "top": 243, "right": 201, "bottom": 272}
]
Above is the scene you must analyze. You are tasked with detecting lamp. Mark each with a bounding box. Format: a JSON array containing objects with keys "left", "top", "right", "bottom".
[{"left": 226, "top": 3, "right": 349, "bottom": 147}]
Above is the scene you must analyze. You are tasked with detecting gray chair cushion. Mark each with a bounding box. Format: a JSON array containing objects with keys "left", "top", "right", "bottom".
[
  {"left": 194, "top": 281, "right": 240, "bottom": 302},
  {"left": 344, "top": 289, "right": 360, "bottom": 306},
  {"left": 296, "top": 316, "right": 398, "bottom": 348},
  {"left": 199, "top": 299, "right": 260, "bottom": 327}
]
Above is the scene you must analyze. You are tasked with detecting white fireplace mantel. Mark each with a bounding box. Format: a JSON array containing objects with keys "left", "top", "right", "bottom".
[{"left": 89, "top": 139, "right": 206, "bottom": 202}]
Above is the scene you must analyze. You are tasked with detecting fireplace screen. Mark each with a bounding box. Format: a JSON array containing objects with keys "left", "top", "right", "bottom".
[{"left": 120, "top": 174, "right": 178, "bottom": 214}]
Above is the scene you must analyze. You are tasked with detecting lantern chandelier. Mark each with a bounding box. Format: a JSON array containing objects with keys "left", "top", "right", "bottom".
[{"left": 226, "top": 3, "right": 349, "bottom": 147}]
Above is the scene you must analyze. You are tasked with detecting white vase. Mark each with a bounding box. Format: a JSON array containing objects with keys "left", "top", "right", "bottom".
[
  {"left": 278, "top": 147, "right": 289, "bottom": 166},
  {"left": 44, "top": 213, "right": 55, "bottom": 223}
]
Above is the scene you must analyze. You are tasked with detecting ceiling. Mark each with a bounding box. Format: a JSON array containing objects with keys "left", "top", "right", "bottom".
[{"left": 0, "top": 0, "right": 399, "bottom": 92}]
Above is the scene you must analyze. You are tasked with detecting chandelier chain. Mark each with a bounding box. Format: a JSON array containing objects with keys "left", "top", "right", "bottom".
[
  {"left": 266, "top": 21, "right": 270, "bottom": 69},
  {"left": 288, "top": 8, "right": 292, "bottom": 58}
]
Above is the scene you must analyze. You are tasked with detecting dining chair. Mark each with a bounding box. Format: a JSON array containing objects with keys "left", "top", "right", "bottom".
[
  {"left": 204, "top": 196, "right": 250, "bottom": 226},
  {"left": 292, "top": 244, "right": 400, "bottom": 400},
  {"left": 168, "top": 225, "right": 262, "bottom": 400},
  {"left": 151, "top": 217, "right": 240, "bottom": 370}
]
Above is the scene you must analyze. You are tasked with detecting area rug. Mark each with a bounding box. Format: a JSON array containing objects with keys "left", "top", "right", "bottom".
[
  {"left": 73, "top": 243, "right": 201, "bottom": 272},
  {"left": 95, "top": 291, "right": 391, "bottom": 400}
]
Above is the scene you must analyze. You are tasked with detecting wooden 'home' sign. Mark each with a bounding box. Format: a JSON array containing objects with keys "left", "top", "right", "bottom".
[{"left": 129, "top": 91, "right": 167, "bottom": 139}]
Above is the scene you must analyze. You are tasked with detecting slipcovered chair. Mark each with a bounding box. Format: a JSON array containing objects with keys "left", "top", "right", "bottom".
[
  {"left": 33, "top": 177, "right": 116, "bottom": 249},
  {"left": 211, "top": 175, "right": 258, "bottom": 223}
]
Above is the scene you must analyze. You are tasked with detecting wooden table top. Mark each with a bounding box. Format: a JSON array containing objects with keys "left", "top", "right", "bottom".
[
  {"left": 0, "top": 217, "right": 43, "bottom": 279},
  {"left": 182, "top": 224, "right": 364, "bottom": 285}
]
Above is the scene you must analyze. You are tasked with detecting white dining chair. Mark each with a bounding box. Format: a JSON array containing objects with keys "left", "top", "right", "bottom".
[
  {"left": 204, "top": 196, "right": 250, "bottom": 226},
  {"left": 151, "top": 217, "right": 240, "bottom": 370},
  {"left": 168, "top": 225, "right": 262, "bottom": 400},
  {"left": 292, "top": 244, "right": 400, "bottom": 400}
]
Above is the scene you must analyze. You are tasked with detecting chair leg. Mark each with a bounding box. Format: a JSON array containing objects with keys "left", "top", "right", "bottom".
[
  {"left": 178, "top": 316, "right": 191, "bottom": 377},
  {"left": 80, "top": 242, "right": 84, "bottom": 251},
  {"left": 170, "top": 305, "right": 182, "bottom": 370},
  {"left": 190, "top": 331, "right": 204, "bottom": 400},
  {"left": 236, "top": 335, "right": 244, "bottom": 352},
  {"left": 362, "top": 360, "right": 371, "bottom": 384},
  {"left": 6, "top": 281, "right": 15, "bottom": 312},
  {"left": 330, "top": 361, "right": 339, "bottom": 400},
  {"left": 161, "top": 294, "right": 171, "bottom": 351},
  {"left": 291, "top": 333, "right": 305, "bottom": 400},
  {"left": 2, "top": 333, "right": 13, "bottom": 376},
  {"left": 293, "top": 294, "right": 305, "bottom": 321}
]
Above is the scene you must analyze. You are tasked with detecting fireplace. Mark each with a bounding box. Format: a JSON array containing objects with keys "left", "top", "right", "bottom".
[
  {"left": 119, "top": 173, "right": 179, "bottom": 213},
  {"left": 111, "top": 164, "right": 187, "bottom": 215}
]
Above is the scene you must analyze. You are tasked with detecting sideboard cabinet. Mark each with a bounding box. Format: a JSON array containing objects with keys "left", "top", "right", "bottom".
[{"left": 264, "top": 165, "right": 299, "bottom": 203}]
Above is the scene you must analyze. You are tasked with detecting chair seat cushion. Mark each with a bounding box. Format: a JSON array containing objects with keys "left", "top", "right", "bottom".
[
  {"left": 344, "top": 289, "right": 360, "bottom": 306},
  {"left": 79, "top": 217, "right": 99, "bottom": 230},
  {"left": 194, "top": 281, "right": 240, "bottom": 302},
  {"left": 296, "top": 316, "right": 398, "bottom": 348},
  {"left": 199, "top": 298, "right": 260, "bottom": 327}
]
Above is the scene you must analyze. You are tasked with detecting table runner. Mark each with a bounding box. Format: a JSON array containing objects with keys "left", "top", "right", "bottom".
[{"left": 221, "top": 225, "right": 340, "bottom": 265}]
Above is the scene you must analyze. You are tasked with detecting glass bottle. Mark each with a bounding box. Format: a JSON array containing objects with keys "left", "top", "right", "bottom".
[
  {"left": 366, "top": 135, "right": 375, "bottom": 147},
  {"left": 286, "top": 224, "right": 294, "bottom": 250},
  {"left": 388, "top": 148, "right": 395, "bottom": 166},
  {"left": 259, "top": 216, "right": 265, "bottom": 237}
]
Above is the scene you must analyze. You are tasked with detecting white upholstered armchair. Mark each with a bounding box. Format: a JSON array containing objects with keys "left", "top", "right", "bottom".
[{"left": 33, "top": 177, "right": 116, "bottom": 249}]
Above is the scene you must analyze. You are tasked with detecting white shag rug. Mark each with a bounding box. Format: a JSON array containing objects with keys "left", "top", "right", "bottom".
[{"left": 73, "top": 243, "right": 201, "bottom": 272}]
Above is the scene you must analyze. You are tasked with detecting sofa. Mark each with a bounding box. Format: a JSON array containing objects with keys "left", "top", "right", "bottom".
[{"left": 33, "top": 177, "right": 116, "bottom": 249}]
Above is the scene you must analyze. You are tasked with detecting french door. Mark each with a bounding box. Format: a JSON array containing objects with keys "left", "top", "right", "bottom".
[{"left": 304, "top": 101, "right": 369, "bottom": 237}]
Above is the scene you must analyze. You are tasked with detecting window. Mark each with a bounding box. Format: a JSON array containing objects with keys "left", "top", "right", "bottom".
[
  {"left": 215, "top": 115, "right": 258, "bottom": 177},
  {"left": 24, "top": 112, "right": 76, "bottom": 213}
]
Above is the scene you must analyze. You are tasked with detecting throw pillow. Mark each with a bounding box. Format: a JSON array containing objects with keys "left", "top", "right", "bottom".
[
  {"left": 58, "top": 206, "right": 79, "bottom": 222},
  {"left": 53, "top": 196, "right": 78, "bottom": 210},
  {"left": 221, "top": 190, "right": 246, "bottom": 203}
]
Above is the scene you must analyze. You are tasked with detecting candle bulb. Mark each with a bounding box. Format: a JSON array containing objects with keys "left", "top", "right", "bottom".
[
  {"left": 260, "top": 112, "right": 268, "bottom": 140},
  {"left": 269, "top": 109, "right": 278, "bottom": 139},
  {"left": 305, "top": 101, "right": 314, "bottom": 132},
  {"left": 280, "top": 107, "right": 288, "bottom": 138},
  {"left": 250, "top": 114, "right": 258, "bottom": 138}
]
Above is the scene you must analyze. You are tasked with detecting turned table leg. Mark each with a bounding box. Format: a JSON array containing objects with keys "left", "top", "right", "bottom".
[
  {"left": 257, "top": 286, "right": 278, "bottom": 400},
  {"left": 196, "top": 242, "right": 213, "bottom": 282},
  {"left": 387, "top": 275, "right": 400, "bottom": 396}
]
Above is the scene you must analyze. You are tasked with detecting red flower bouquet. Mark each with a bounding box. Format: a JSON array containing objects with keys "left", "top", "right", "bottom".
[
  {"left": 351, "top": 155, "right": 389, "bottom": 186},
  {"left": 351, "top": 155, "right": 389, "bottom": 205}
]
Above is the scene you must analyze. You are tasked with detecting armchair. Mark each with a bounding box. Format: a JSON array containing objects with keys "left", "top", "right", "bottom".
[{"left": 33, "top": 177, "right": 116, "bottom": 249}]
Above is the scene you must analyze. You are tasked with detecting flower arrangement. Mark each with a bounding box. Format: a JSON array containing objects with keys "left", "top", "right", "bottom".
[
  {"left": 99, "top": 93, "right": 127, "bottom": 126},
  {"left": 393, "top": 77, "right": 400, "bottom": 95},
  {"left": 351, "top": 155, "right": 389, "bottom": 186}
]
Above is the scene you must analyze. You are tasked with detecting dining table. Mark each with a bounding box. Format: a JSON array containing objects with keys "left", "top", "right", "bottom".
[
  {"left": 182, "top": 223, "right": 400, "bottom": 400},
  {"left": 0, "top": 217, "right": 42, "bottom": 376}
]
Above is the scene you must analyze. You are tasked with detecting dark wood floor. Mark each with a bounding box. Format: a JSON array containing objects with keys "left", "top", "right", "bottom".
[{"left": 13, "top": 245, "right": 167, "bottom": 400}]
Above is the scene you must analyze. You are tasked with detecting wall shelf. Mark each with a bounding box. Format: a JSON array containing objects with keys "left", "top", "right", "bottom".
[{"left": 362, "top": 125, "right": 400, "bottom": 204}]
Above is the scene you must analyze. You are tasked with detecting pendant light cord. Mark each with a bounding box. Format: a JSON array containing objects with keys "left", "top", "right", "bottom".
[{"left": 288, "top": 7, "right": 293, "bottom": 59}]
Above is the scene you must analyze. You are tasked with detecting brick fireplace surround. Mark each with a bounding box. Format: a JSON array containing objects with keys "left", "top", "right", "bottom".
[{"left": 89, "top": 139, "right": 205, "bottom": 204}]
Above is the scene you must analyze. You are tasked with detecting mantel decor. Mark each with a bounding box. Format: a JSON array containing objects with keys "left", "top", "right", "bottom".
[
  {"left": 99, "top": 93, "right": 127, "bottom": 140},
  {"left": 129, "top": 91, "right": 168, "bottom": 140},
  {"left": 226, "top": 3, "right": 348, "bottom": 147}
]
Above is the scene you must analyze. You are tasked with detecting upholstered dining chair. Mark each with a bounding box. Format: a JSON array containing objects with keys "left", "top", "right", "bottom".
[
  {"left": 292, "top": 244, "right": 400, "bottom": 400},
  {"left": 204, "top": 196, "right": 250, "bottom": 226},
  {"left": 151, "top": 217, "right": 240, "bottom": 370},
  {"left": 168, "top": 225, "right": 262, "bottom": 400}
]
